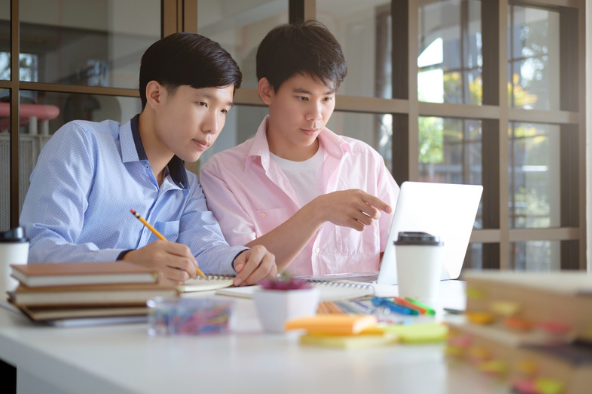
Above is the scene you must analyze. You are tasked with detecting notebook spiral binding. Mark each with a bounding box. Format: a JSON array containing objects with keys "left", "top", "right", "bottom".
[
  {"left": 198, "top": 275, "right": 236, "bottom": 280},
  {"left": 305, "top": 279, "right": 374, "bottom": 290}
]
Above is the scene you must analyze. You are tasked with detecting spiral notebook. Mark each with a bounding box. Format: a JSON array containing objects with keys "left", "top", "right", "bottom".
[
  {"left": 215, "top": 279, "right": 384, "bottom": 302},
  {"left": 176, "top": 275, "right": 235, "bottom": 293}
]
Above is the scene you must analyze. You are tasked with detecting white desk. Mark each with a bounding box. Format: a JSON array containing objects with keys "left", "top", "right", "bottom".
[{"left": 0, "top": 281, "right": 506, "bottom": 394}]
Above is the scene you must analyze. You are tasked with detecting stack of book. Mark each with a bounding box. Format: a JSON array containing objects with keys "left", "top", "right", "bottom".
[
  {"left": 447, "top": 270, "right": 592, "bottom": 394},
  {"left": 8, "top": 261, "right": 178, "bottom": 325}
]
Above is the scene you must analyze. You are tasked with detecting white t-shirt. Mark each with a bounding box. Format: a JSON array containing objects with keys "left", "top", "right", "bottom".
[{"left": 270, "top": 146, "right": 325, "bottom": 207}]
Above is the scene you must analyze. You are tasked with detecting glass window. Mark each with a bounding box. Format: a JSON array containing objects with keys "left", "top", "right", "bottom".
[
  {"left": 0, "top": 0, "right": 9, "bottom": 81},
  {"left": 17, "top": 92, "right": 142, "bottom": 212},
  {"left": 317, "top": 0, "right": 391, "bottom": 98},
  {"left": 418, "top": 0, "right": 482, "bottom": 105},
  {"left": 418, "top": 116, "right": 482, "bottom": 228},
  {"left": 511, "top": 241, "right": 560, "bottom": 271},
  {"left": 19, "top": 0, "right": 161, "bottom": 88},
  {"left": 0, "top": 88, "right": 9, "bottom": 230},
  {"left": 508, "top": 6, "right": 560, "bottom": 110},
  {"left": 509, "top": 122, "right": 560, "bottom": 229},
  {"left": 326, "top": 111, "right": 392, "bottom": 170},
  {"left": 464, "top": 243, "right": 483, "bottom": 270},
  {"left": 197, "top": 0, "right": 288, "bottom": 90}
]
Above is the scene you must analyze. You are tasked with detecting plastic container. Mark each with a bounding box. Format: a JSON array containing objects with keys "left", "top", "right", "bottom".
[{"left": 147, "top": 297, "right": 233, "bottom": 336}]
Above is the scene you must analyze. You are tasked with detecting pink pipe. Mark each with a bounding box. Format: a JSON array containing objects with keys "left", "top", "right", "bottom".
[{"left": 0, "top": 103, "right": 60, "bottom": 131}]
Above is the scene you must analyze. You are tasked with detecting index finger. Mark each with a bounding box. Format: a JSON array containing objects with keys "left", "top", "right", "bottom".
[
  {"left": 162, "top": 242, "right": 197, "bottom": 261},
  {"left": 235, "top": 247, "right": 266, "bottom": 286},
  {"left": 361, "top": 193, "right": 392, "bottom": 213}
]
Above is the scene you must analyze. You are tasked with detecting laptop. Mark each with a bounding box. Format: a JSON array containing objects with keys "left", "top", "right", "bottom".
[{"left": 376, "top": 181, "right": 483, "bottom": 285}]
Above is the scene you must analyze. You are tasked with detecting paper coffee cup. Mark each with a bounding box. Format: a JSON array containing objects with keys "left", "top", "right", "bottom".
[
  {"left": 394, "top": 231, "right": 443, "bottom": 307},
  {"left": 0, "top": 227, "right": 29, "bottom": 299}
]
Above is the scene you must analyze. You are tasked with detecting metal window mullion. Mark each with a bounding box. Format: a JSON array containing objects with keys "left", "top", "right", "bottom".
[
  {"left": 576, "top": 0, "right": 587, "bottom": 270},
  {"left": 289, "top": 0, "right": 316, "bottom": 23},
  {"left": 408, "top": 0, "right": 419, "bottom": 181},
  {"left": 162, "top": 0, "right": 178, "bottom": 37},
  {"left": 9, "top": 0, "right": 19, "bottom": 229}
]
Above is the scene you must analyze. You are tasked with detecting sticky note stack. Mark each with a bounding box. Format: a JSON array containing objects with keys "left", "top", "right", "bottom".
[
  {"left": 285, "top": 315, "right": 448, "bottom": 349},
  {"left": 446, "top": 270, "right": 592, "bottom": 394},
  {"left": 285, "top": 315, "right": 398, "bottom": 349}
]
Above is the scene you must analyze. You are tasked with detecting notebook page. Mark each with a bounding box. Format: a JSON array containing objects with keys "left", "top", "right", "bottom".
[{"left": 177, "top": 275, "right": 235, "bottom": 293}]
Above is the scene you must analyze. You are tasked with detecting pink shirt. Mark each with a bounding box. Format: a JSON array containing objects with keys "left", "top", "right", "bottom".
[{"left": 200, "top": 116, "right": 400, "bottom": 276}]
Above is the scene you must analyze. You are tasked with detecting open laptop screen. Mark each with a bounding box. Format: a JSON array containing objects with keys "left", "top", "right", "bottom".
[{"left": 377, "top": 182, "right": 482, "bottom": 285}]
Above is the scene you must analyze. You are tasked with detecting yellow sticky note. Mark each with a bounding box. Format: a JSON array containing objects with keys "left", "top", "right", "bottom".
[
  {"left": 445, "top": 345, "right": 463, "bottom": 357},
  {"left": 466, "top": 288, "right": 486, "bottom": 299},
  {"left": 490, "top": 301, "right": 521, "bottom": 317},
  {"left": 383, "top": 323, "right": 448, "bottom": 344},
  {"left": 478, "top": 360, "right": 508, "bottom": 375},
  {"left": 534, "top": 378, "right": 564, "bottom": 394},
  {"left": 466, "top": 312, "right": 496, "bottom": 325},
  {"left": 299, "top": 333, "right": 398, "bottom": 349}
]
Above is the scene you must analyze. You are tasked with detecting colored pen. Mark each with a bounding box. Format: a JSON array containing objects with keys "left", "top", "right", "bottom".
[
  {"left": 404, "top": 297, "right": 436, "bottom": 315},
  {"left": 130, "top": 209, "right": 207, "bottom": 280},
  {"left": 352, "top": 300, "right": 371, "bottom": 313},
  {"left": 335, "top": 301, "right": 363, "bottom": 315},
  {"left": 371, "top": 297, "right": 419, "bottom": 315},
  {"left": 393, "top": 297, "right": 427, "bottom": 314}
]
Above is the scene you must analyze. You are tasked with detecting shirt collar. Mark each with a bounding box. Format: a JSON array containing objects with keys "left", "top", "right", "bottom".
[
  {"left": 246, "top": 115, "right": 353, "bottom": 170},
  {"left": 121, "top": 114, "right": 188, "bottom": 189}
]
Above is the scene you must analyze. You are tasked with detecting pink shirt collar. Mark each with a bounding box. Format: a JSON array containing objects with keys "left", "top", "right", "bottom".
[{"left": 246, "top": 116, "right": 353, "bottom": 172}]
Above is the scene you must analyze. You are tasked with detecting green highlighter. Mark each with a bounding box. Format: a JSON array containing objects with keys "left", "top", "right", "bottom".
[{"left": 404, "top": 297, "right": 436, "bottom": 315}]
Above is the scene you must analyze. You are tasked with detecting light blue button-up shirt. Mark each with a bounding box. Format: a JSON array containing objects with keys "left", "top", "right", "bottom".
[{"left": 20, "top": 115, "right": 246, "bottom": 275}]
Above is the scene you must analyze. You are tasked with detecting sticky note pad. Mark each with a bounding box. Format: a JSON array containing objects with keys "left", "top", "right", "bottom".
[
  {"left": 444, "top": 345, "right": 464, "bottom": 357},
  {"left": 512, "top": 378, "right": 537, "bottom": 394},
  {"left": 466, "top": 288, "right": 486, "bottom": 299},
  {"left": 490, "top": 301, "right": 521, "bottom": 317},
  {"left": 478, "top": 360, "right": 508, "bottom": 375},
  {"left": 299, "top": 333, "right": 398, "bottom": 349},
  {"left": 504, "top": 317, "right": 533, "bottom": 331},
  {"left": 466, "top": 312, "right": 496, "bottom": 325},
  {"left": 285, "top": 315, "right": 378, "bottom": 335},
  {"left": 534, "top": 378, "right": 564, "bottom": 394},
  {"left": 448, "top": 335, "right": 472, "bottom": 348},
  {"left": 382, "top": 323, "right": 448, "bottom": 344}
]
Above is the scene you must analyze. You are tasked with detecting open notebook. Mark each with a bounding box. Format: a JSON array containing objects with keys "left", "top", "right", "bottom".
[
  {"left": 216, "top": 280, "right": 396, "bottom": 301},
  {"left": 178, "top": 274, "right": 397, "bottom": 299},
  {"left": 176, "top": 275, "right": 235, "bottom": 293}
]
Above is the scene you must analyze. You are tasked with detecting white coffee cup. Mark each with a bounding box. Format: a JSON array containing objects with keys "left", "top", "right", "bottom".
[
  {"left": 394, "top": 231, "right": 444, "bottom": 308},
  {"left": 0, "top": 227, "right": 29, "bottom": 299}
]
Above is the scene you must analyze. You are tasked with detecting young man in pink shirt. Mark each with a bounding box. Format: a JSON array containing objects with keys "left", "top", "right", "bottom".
[{"left": 200, "top": 21, "right": 400, "bottom": 277}]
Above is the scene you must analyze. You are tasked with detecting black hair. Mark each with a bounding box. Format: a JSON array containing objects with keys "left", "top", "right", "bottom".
[
  {"left": 139, "top": 32, "right": 242, "bottom": 109},
  {"left": 256, "top": 21, "right": 347, "bottom": 92}
]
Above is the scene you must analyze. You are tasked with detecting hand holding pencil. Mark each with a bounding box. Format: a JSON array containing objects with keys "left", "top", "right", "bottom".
[{"left": 123, "top": 209, "right": 208, "bottom": 282}]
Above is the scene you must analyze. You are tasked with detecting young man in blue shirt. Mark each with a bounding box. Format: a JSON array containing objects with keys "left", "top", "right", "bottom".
[{"left": 20, "top": 33, "right": 277, "bottom": 286}]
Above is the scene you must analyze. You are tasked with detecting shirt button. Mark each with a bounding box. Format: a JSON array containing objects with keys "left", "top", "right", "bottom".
[
  {"left": 315, "top": 247, "right": 320, "bottom": 254},
  {"left": 260, "top": 212, "right": 267, "bottom": 218}
]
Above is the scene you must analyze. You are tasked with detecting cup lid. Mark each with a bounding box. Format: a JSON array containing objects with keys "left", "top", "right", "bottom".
[
  {"left": 393, "top": 231, "right": 443, "bottom": 246},
  {"left": 0, "top": 226, "right": 29, "bottom": 243}
]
